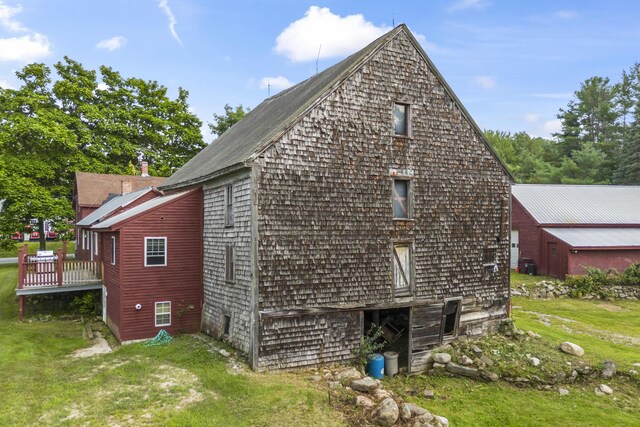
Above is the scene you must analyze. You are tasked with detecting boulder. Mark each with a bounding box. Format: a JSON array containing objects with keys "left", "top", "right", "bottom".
[
  {"left": 529, "top": 357, "right": 540, "bottom": 367},
  {"left": 479, "top": 355, "right": 494, "bottom": 366},
  {"left": 471, "top": 345, "right": 483, "bottom": 355},
  {"left": 373, "top": 388, "right": 392, "bottom": 401},
  {"left": 328, "top": 381, "right": 342, "bottom": 389},
  {"left": 335, "top": 367, "right": 362, "bottom": 382},
  {"left": 370, "top": 397, "right": 399, "bottom": 427},
  {"left": 446, "top": 362, "right": 480, "bottom": 378},
  {"left": 432, "top": 362, "right": 446, "bottom": 369},
  {"left": 601, "top": 360, "right": 616, "bottom": 379},
  {"left": 480, "top": 371, "right": 499, "bottom": 382},
  {"left": 433, "top": 353, "right": 451, "bottom": 364},
  {"left": 435, "top": 415, "right": 450, "bottom": 427},
  {"left": 351, "top": 377, "right": 379, "bottom": 393},
  {"left": 559, "top": 342, "right": 585, "bottom": 357},
  {"left": 595, "top": 384, "right": 613, "bottom": 395},
  {"left": 527, "top": 331, "right": 541, "bottom": 339},
  {"left": 355, "top": 395, "right": 375, "bottom": 408},
  {"left": 423, "top": 389, "right": 435, "bottom": 399},
  {"left": 459, "top": 355, "right": 474, "bottom": 366},
  {"left": 558, "top": 388, "right": 569, "bottom": 396},
  {"left": 400, "top": 403, "right": 412, "bottom": 421}
]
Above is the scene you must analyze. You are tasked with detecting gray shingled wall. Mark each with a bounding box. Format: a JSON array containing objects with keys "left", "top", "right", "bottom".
[{"left": 255, "top": 30, "right": 510, "bottom": 369}]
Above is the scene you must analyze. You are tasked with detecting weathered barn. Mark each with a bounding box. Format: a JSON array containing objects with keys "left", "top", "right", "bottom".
[
  {"left": 512, "top": 184, "right": 640, "bottom": 278},
  {"left": 160, "top": 25, "right": 513, "bottom": 372},
  {"left": 91, "top": 189, "right": 203, "bottom": 342}
]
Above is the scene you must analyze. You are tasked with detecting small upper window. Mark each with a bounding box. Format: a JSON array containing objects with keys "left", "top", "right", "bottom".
[
  {"left": 393, "top": 179, "right": 409, "bottom": 219},
  {"left": 393, "top": 243, "right": 411, "bottom": 291},
  {"left": 145, "top": 237, "right": 167, "bottom": 266},
  {"left": 483, "top": 248, "right": 496, "bottom": 266},
  {"left": 155, "top": 301, "right": 171, "bottom": 327},
  {"left": 225, "top": 184, "right": 234, "bottom": 227},
  {"left": 111, "top": 236, "right": 116, "bottom": 265},
  {"left": 393, "top": 103, "right": 409, "bottom": 136},
  {"left": 225, "top": 245, "right": 235, "bottom": 282}
]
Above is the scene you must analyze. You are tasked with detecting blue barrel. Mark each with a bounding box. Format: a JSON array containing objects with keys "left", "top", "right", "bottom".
[{"left": 367, "top": 354, "right": 385, "bottom": 379}]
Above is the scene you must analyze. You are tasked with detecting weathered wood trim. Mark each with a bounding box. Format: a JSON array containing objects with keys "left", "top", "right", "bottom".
[{"left": 250, "top": 163, "right": 261, "bottom": 369}]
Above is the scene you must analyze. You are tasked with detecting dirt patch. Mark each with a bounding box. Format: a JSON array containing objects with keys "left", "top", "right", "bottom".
[
  {"left": 70, "top": 332, "right": 112, "bottom": 358},
  {"left": 595, "top": 302, "right": 631, "bottom": 312}
]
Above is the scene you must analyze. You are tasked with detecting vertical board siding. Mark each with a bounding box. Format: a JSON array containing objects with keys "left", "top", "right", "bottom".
[
  {"left": 201, "top": 176, "right": 253, "bottom": 354},
  {"left": 511, "top": 198, "right": 541, "bottom": 270},
  {"left": 116, "top": 190, "right": 203, "bottom": 342},
  {"left": 101, "top": 231, "right": 121, "bottom": 340}
]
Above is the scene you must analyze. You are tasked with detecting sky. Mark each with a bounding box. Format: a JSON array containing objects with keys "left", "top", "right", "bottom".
[{"left": 0, "top": 0, "right": 639, "bottom": 142}]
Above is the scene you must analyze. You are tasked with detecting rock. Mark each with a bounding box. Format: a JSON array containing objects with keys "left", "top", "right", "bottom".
[
  {"left": 310, "top": 375, "right": 322, "bottom": 382},
  {"left": 459, "top": 355, "right": 474, "bottom": 366},
  {"left": 471, "top": 345, "right": 483, "bottom": 355},
  {"left": 400, "top": 403, "right": 412, "bottom": 420},
  {"left": 373, "top": 388, "right": 392, "bottom": 401},
  {"left": 601, "top": 360, "right": 616, "bottom": 379},
  {"left": 370, "top": 397, "right": 399, "bottom": 427},
  {"left": 446, "top": 362, "right": 480, "bottom": 378},
  {"left": 480, "top": 371, "right": 499, "bottom": 382},
  {"left": 335, "top": 367, "right": 362, "bottom": 382},
  {"left": 402, "top": 402, "right": 429, "bottom": 417},
  {"left": 351, "top": 377, "right": 379, "bottom": 393},
  {"left": 575, "top": 365, "right": 592, "bottom": 375},
  {"left": 435, "top": 415, "right": 449, "bottom": 427},
  {"left": 329, "top": 381, "right": 342, "bottom": 389},
  {"left": 629, "top": 369, "right": 638, "bottom": 375},
  {"left": 632, "top": 363, "right": 640, "bottom": 367},
  {"left": 559, "top": 342, "right": 585, "bottom": 357},
  {"left": 595, "top": 384, "right": 613, "bottom": 395},
  {"left": 479, "top": 355, "right": 494, "bottom": 366},
  {"left": 218, "top": 349, "right": 231, "bottom": 357},
  {"left": 355, "top": 395, "right": 375, "bottom": 408},
  {"left": 569, "top": 370, "right": 578, "bottom": 383},
  {"left": 433, "top": 353, "right": 451, "bottom": 364},
  {"left": 423, "top": 389, "right": 435, "bottom": 399},
  {"left": 527, "top": 331, "right": 541, "bottom": 339},
  {"left": 529, "top": 357, "right": 540, "bottom": 367},
  {"left": 432, "top": 362, "right": 446, "bottom": 369},
  {"left": 323, "top": 372, "right": 334, "bottom": 381},
  {"left": 558, "top": 388, "right": 569, "bottom": 396}
]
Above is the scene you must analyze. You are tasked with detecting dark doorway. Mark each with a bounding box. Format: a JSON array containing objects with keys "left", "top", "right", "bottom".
[
  {"left": 442, "top": 299, "right": 460, "bottom": 338},
  {"left": 364, "top": 307, "right": 410, "bottom": 372},
  {"left": 547, "top": 242, "right": 559, "bottom": 278}
]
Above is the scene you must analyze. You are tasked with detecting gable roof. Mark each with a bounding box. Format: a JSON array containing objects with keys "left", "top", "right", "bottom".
[
  {"left": 75, "top": 172, "right": 166, "bottom": 207},
  {"left": 544, "top": 227, "right": 640, "bottom": 249},
  {"left": 77, "top": 187, "right": 157, "bottom": 227},
  {"left": 513, "top": 184, "right": 640, "bottom": 225},
  {"left": 91, "top": 190, "right": 191, "bottom": 230},
  {"left": 160, "top": 24, "right": 513, "bottom": 191}
]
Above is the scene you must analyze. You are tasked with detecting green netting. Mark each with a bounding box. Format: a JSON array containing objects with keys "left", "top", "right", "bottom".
[{"left": 143, "top": 329, "right": 173, "bottom": 347}]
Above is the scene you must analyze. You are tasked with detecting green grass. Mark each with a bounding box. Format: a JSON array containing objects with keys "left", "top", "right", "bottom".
[
  {"left": 0, "top": 241, "right": 76, "bottom": 258},
  {"left": 0, "top": 265, "right": 345, "bottom": 426},
  {"left": 511, "top": 272, "right": 555, "bottom": 288}
]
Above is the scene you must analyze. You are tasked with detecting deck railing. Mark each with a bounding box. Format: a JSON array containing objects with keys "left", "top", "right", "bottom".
[{"left": 17, "top": 245, "right": 102, "bottom": 289}]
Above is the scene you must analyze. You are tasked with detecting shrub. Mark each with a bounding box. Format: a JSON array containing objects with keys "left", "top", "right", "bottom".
[
  {"left": 70, "top": 293, "right": 100, "bottom": 316},
  {"left": 621, "top": 263, "right": 640, "bottom": 286},
  {"left": 353, "top": 324, "right": 384, "bottom": 368},
  {"left": 565, "top": 268, "right": 615, "bottom": 298}
]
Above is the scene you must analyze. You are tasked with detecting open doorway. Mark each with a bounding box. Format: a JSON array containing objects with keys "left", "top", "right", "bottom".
[{"left": 364, "top": 307, "right": 410, "bottom": 372}]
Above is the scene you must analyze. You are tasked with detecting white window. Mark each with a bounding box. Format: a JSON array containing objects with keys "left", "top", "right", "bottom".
[
  {"left": 225, "top": 245, "right": 235, "bottom": 282},
  {"left": 225, "top": 184, "right": 234, "bottom": 227},
  {"left": 393, "top": 103, "right": 409, "bottom": 136},
  {"left": 83, "top": 229, "right": 88, "bottom": 250},
  {"left": 93, "top": 232, "right": 98, "bottom": 256},
  {"left": 155, "top": 301, "right": 171, "bottom": 327},
  {"left": 393, "top": 243, "right": 411, "bottom": 291},
  {"left": 111, "top": 236, "right": 116, "bottom": 265},
  {"left": 145, "top": 237, "right": 167, "bottom": 266},
  {"left": 392, "top": 179, "right": 410, "bottom": 219}
]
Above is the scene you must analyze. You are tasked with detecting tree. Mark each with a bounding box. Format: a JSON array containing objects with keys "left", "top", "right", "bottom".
[
  {"left": 208, "top": 104, "right": 249, "bottom": 138},
  {"left": 0, "top": 58, "right": 205, "bottom": 249}
]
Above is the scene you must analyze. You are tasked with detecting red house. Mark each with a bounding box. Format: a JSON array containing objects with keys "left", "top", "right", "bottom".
[
  {"left": 512, "top": 184, "right": 640, "bottom": 278},
  {"left": 91, "top": 189, "right": 203, "bottom": 342}
]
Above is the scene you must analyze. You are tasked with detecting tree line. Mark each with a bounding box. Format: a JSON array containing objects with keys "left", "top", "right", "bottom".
[{"left": 485, "top": 63, "right": 640, "bottom": 185}]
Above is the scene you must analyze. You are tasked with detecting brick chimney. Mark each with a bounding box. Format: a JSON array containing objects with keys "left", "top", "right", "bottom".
[
  {"left": 121, "top": 180, "right": 132, "bottom": 194},
  {"left": 141, "top": 161, "right": 149, "bottom": 177}
]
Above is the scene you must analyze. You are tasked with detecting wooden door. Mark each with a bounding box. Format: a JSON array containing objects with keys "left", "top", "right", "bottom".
[
  {"left": 409, "top": 304, "right": 443, "bottom": 373},
  {"left": 547, "top": 242, "right": 558, "bottom": 278}
]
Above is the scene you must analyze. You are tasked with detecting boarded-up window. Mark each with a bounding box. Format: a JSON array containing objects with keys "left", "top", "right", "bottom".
[
  {"left": 393, "top": 243, "right": 411, "bottom": 290},
  {"left": 393, "top": 103, "right": 409, "bottom": 136},
  {"left": 225, "top": 184, "right": 234, "bottom": 227},
  {"left": 145, "top": 237, "right": 167, "bottom": 266},
  {"left": 225, "top": 245, "right": 235, "bottom": 282},
  {"left": 155, "top": 301, "right": 171, "bottom": 326},
  {"left": 393, "top": 179, "right": 409, "bottom": 218}
]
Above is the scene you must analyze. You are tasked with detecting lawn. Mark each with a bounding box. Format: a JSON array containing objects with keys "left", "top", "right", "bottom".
[
  {"left": 0, "top": 265, "right": 345, "bottom": 426},
  {"left": 0, "top": 241, "right": 76, "bottom": 258}
]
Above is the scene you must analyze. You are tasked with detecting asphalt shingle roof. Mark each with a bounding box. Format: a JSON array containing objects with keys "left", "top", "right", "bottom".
[{"left": 75, "top": 172, "right": 166, "bottom": 207}]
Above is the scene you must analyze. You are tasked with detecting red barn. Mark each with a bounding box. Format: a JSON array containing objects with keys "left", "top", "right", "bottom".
[
  {"left": 91, "top": 189, "right": 203, "bottom": 342},
  {"left": 511, "top": 184, "right": 640, "bottom": 278}
]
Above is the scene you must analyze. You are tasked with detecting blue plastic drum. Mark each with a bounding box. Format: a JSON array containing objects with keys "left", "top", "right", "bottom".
[{"left": 367, "top": 354, "right": 385, "bottom": 379}]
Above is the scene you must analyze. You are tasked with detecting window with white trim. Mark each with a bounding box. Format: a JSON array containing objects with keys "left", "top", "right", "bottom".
[
  {"left": 225, "top": 245, "right": 235, "bottom": 282},
  {"left": 145, "top": 237, "right": 167, "bottom": 266},
  {"left": 111, "top": 236, "right": 116, "bottom": 265},
  {"left": 92, "top": 232, "right": 98, "bottom": 256},
  {"left": 393, "top": 103, "right": 409, "bottom": 136},
  {"left": 82, "top": 229, "right": 88, "bottom": 249},
  {"left": 392, "top": 179, "right": 410, "bottom": 219},
  {"left": 225, "top": 184, "right": 234, "bottom": 227},
  {"left": 392, "top": 243, "right": 412, "bottom": 291},
  {"left": 155, "top": 301, "right": 171, "bottom": 326}
]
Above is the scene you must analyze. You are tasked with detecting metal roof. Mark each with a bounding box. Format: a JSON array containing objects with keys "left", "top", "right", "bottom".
[
  {"left": 91, "top": 191, "right": 188, "bottom": 230},
  {"left": 543, "top": 227, "right": 640, "bottom": 248},
  {"left": 77, "top": 187, "right": 155, "bottom": 226},
  {"left": 512, "top": 184, "right": 640, "bottom": 224},
  {"left": 160, "top": 24, "right": 513, "bottom": 191}
]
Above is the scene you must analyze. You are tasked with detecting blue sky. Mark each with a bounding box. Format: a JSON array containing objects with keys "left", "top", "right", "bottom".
[{"left": 1, "top": 0, "right": 638, "bottom": 141}]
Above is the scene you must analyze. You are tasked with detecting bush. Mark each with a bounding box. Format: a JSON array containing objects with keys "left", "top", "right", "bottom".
[
  {"left": 70, "top": 293, "right": 100, "bottom": 316},
  {"left": 621, "top": 263, "right": 640, "bottom": 286},
  {"left": 353, "top": 324, "right": 384, "bottom": 368},
  {"left": 565, "top": 268, "right": 617, "bottom": 298}
]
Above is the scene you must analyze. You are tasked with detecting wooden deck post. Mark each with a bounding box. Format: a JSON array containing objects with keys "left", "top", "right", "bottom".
[
  {"left": 62, "top": 240, "right": 67, "bottom": 261},
  {"left": 19, "top": 295, "right": 24, "bottom": 322},
  {"left": 17, "top": 245, "right": 25, "bottom": 289},
  {"left": 57, "top": 248, "right": 64, "bottom": 287}
]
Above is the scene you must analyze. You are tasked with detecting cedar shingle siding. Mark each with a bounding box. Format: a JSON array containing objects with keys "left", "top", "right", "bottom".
[{"left": 160, "top": 25, "right": 512, "bottom": 371}]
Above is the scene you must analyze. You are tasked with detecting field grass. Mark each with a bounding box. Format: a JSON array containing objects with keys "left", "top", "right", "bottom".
[
  {"left": 0, "top": 241, "right": 76, "bottom": 258},
  {"left": 0, "top": 265, "right": 345, "bottom": 426}
]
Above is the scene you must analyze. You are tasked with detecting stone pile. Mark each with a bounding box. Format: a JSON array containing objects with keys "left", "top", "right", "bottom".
[{"left": 511, "top": 280, "right": 640, "bottom": 300}]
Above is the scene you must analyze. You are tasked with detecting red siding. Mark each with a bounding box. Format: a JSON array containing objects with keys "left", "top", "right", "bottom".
[
  {"left": 116, "top": 189, "right": 203, "bottom": 342},
  {"left": 100, "top": 232, "right": 122, "bottom": 340},
  {"left": 511, "top": 198, "right": 542, "bottom": 269},
  {"left": 568, "top": 250, "right": 640, "bottom": 275},
  {"left": 539, "top": 229, "right": 570, "bottom": 278}
]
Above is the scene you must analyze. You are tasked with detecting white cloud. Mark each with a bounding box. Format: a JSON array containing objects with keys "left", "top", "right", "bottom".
[
  {"left": 157, "top": 0, "right": 182, "bottom": 45},
  {"left": 0, "top": 33, "right": 52, "bottom": 62},
  {"left": 259, "top": 76, "right": 294, "bottom": 91},
  {"left": 0, "top": 78, "right": 14, "bottom": 89},
  {"left": 274, "top": 6, "right": 391, "bottom": 62},
  {"left": 447, "top": 0, "right": 490, "bottom": 12},
  {"left": 97, "top": 82, "right": 108, "bottom": 91},
  {"left": 96, "top": 36, "right": 127, "bottom": 51},
  {"left": 474, "top": 75, "right": 496, "bottom": 89},
  {"left": 0, "top": 1, "right": 27, "bottom": 32},
  {"left": 543, "top": 119, "right": 562, "bottom": 134},
  {"left": 524, "top": 113, "right": 539, "bottom": 123}
]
